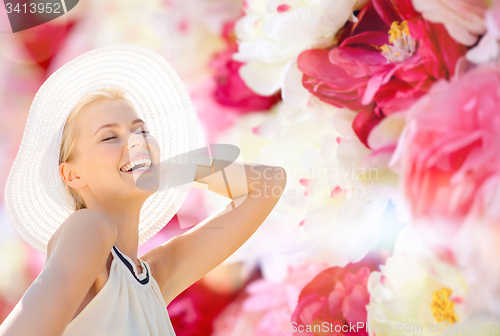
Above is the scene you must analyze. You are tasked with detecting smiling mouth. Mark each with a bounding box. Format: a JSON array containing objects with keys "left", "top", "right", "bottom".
[{"left": 120, "top": 158, "right": 153, "bottom": 173}]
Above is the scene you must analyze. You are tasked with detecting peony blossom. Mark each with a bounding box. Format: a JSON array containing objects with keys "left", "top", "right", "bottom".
[
  {"left": 290, "top": 251, "right": 387, "bottom": 335},
  {"left": 212, "top": 262, "right": 330, "bottom": 336},
  {"left": 392, "top": 63, "right": 500, "bottom": 224},
  {"left": 232, "top": 0, "right": 362, "bottom": 96},
  {"left": 412, "top": 0, "right": 488, "bottom": 46},
  {"left": 168, "top": 273, "right": 250, "bottom": 335},
  {"left": 366, "top": 227, "right": 497, "bottom": 336},
  {"left": 297, "top": 0, "right": 467, "bottom": 147},
  {"left": 453, "top": 212, "right": 500, "bottom": 316},
  {"left": 467, "top": 0, "right": 500, "bottom": 64},
  {"left": 209, "top": 21, "right": 282, "bottom": 113},
  {"left": 389, "top": 63, "right": 500, "bottom": 309}
]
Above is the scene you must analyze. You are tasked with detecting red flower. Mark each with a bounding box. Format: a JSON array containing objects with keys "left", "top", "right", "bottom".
[
  {"left": 290, "top": 252, "right": 387, "bottom": 336},
  {"left": 168, "top": 265, "right": 262, "bottom": 336},
  {"left": 297, "top": 0, "right": 467, "bottom": 148},
  {"left": 209, "top": 21, "right": 281, "bottom": 113}
]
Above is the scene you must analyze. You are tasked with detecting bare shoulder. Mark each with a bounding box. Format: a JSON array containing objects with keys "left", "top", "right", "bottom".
[
  {"left": 47, "top": 209, "right": 117, "bottom": 260},
  {"left": 0, "top": 209, "right": 117, "bottom": 336}
]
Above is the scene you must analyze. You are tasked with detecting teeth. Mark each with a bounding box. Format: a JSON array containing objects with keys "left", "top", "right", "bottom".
[{"left": 120, "top": 158, "right": 152, "bottom": 172}]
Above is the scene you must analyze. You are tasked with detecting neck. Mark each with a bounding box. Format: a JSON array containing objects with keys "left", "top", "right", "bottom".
[{"left": 85, "top": 197, "right": 145, "bottom": 270}]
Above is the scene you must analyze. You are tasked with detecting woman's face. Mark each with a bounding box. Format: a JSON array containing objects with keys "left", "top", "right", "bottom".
[{"left": 61, "top": 98, "right": 161, "bottom": 208}]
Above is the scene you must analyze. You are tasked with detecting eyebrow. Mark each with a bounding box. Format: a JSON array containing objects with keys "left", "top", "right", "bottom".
[{"left": 93, "top": 119, "right": 145, "bottom": 137}]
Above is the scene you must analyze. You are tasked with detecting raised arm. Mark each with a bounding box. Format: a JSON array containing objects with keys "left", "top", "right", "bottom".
[
  {"left": 0, "top": 209, "right": 117, "bottom": 336},
  {"left": 143, "top": 159, "right": 286, "bottom": 305}
]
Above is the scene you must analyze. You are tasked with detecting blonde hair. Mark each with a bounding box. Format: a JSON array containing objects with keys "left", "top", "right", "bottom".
[{"left": 59, "top": 86, "right": 134, "bottom": 211}]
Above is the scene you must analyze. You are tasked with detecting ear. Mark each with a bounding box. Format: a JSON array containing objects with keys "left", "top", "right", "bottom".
[{"left": 59, "top": 162, "right": 87, "bottom": 189}]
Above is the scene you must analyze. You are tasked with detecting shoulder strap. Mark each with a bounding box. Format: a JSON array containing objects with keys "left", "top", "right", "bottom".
[{"left": 112, "top": 246, "right": 149, "bottom": 285}]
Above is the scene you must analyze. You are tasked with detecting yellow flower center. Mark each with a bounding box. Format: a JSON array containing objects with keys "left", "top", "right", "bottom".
[
  {"left": 431, "top": 287, "right": 459, "bottom": 324},
  {"left": 380, "top": 21, "right": 416, "bottom": 63},
  {"left": 389, "top": 21, "right": 410, "bottom": 44}
]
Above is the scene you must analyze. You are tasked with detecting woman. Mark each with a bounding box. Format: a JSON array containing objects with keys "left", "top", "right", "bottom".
[{"left": 0, "top": 43, "right": 286, "bottom": 335}]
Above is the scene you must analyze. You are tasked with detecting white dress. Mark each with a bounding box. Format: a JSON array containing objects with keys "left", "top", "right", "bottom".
[{"left": 60, "top": 245, "right": 176, "bottom": 336}]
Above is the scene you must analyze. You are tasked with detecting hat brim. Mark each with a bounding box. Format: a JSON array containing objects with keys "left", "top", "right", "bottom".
[{"left": 4, "top": 43, "right": 200, "bottom": 255}]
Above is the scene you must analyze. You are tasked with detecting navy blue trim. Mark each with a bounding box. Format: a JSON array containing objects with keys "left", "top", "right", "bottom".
[{"left": 113, "top": 246, "right": 149, "bottom": 285}]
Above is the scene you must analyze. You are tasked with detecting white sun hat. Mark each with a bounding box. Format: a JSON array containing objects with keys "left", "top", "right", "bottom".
[{"left": 4, "top": 43, "right": 201, "bottom": 255}]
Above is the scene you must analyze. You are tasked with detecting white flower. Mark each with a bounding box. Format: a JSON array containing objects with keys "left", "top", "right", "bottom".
[
  {"left": 467, "top": 2, "right": 500, "bottom": 64},
  {"left": 367, "top": 227, "right": 498, "bottom": 336},
  {"left": 233, "top": 0, "right": 360, "bottom": 96},
  {"left": 453, "top": 181, "right": 500, "bottom": 316},
  {"left": 412, "top": 0, "right": 487, "bottom": 47},
  {"left": 211, "top": 97, "right": 390, "bottom": 281}
]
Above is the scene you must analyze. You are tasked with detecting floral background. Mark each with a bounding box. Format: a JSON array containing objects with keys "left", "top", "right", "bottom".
[{"left": 1, "top": 0, "right": 500, "bottom": 335}]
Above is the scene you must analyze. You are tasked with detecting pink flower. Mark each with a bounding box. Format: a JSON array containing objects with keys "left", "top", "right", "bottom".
[
  {"left": 290, "top": 252, "right": 387, "bottom": 336},
  {"left": 209, "top": 21, "right": 281, "bottom": 113},
  {"left": 297, "top": 0, "right": 467, "bottom": 148},
  {"left": 394, "top": 63, "right": 500, "bottom": 224},
  {"left": 390, "top": 64, "right": 500, "bottom": 290},
  {"left": 212, "top": 262, "right": 330, "bottom": 336}
]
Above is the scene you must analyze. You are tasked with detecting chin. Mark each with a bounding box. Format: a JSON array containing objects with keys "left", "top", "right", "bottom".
[
  {"left": 120, "top": 167, "right": 160, "bottom": 193},
  {"left": 136, "top": 165, "right": 161, "bottom": 193},
  {"left": 134, "top": 177, "right": 160, "bottom": 193}
]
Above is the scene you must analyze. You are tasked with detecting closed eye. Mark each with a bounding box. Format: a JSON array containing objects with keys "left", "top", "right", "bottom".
[
  {"left": 102, "top": 136, "right": 117, "bottom": 142},
  {"left": 102, "top": 131, "right": 149, "bottom": 141}
]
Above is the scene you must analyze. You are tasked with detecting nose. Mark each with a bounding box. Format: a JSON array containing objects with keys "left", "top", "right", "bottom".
[{"left": 128, "top": 130, "right": 151, "bottom": 151}]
